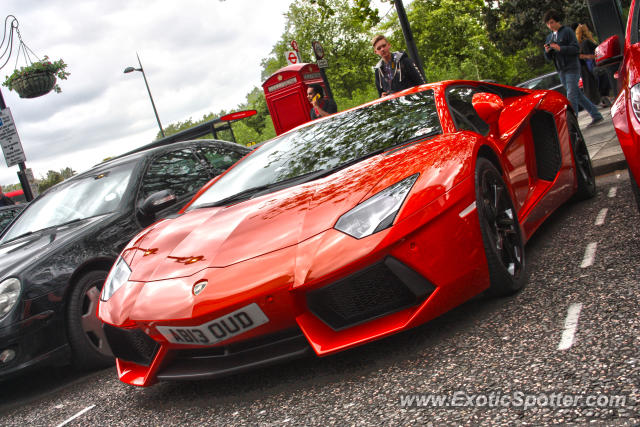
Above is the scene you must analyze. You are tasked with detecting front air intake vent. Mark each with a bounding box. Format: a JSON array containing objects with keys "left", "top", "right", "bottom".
[
  {"left": 306, "top": 257, "right": 435, "bottom": 330},
  {"left": 103, "top": 324, "right": 159, "bottom": 366}
]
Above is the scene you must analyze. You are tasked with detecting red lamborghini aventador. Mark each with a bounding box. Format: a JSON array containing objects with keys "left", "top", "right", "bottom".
[{"left": 98, "top": 80, "right": 595, "bottom": 386}]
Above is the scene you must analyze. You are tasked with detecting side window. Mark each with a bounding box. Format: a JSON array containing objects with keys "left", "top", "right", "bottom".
[
  {"left": 194, "top": 146, "right": 245, "bottom": 175},
  {"left": 139, "top": 149, "right": 211, "bottom": 202},
  {"left": 447, "top": 86, "right": 491, "bottom": 135}
]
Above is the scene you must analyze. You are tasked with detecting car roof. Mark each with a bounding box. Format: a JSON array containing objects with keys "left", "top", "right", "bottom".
[{"left": 93, "top": 139, "right": 248, "bottom": 169}]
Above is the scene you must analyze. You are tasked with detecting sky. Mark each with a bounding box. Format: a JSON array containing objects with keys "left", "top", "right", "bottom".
[{"left": 0, "top": 0, "right": 296, "bottom": 187}]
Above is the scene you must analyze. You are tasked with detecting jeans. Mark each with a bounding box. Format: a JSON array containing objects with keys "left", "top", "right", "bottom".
[{"left": 558, "top": 71, "right": 603, "bottom": 120}]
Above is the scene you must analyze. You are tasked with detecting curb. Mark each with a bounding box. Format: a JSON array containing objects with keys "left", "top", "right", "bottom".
[{"left": 592, "top": 154, "right": 627, "bottom": 176}]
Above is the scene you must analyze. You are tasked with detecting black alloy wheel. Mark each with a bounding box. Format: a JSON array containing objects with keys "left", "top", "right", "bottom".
[
  {"left": 475, "top": 157, "right": 527, "bottom": 297},
  {"left": 67, "top": 270, "right": 114, "bottom": 370},
  {"left": 568, "top": 112, "right": 596, "bottom": 200}
]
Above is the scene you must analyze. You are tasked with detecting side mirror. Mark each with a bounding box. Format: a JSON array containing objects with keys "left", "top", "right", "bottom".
[
  {"left": 472, "top": 92, "right": 504, "bottom": 125},
  {"left": 138, "top": 190, "right": 177, "bottom": 220}
]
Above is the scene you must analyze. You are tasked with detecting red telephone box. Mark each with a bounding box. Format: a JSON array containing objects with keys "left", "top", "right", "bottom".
[{"left": 262, "top": 63, "right": 325, "bottom": 135}]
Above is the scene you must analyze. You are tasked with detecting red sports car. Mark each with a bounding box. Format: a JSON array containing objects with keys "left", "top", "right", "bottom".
[
  {"left": 611, "top": 0, "right": 640, "bottom": 212},
  {"left": 98, "top": 80, "right": 595, "bottom": 387}
]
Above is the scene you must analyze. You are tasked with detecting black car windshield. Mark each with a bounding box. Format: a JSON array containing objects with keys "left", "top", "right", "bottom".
[
  {"left": 1, "top": 161, "right": 135, "bottom": 243},
  {"left": 190, "top": 90, "right": 441, "bottom": 208}
]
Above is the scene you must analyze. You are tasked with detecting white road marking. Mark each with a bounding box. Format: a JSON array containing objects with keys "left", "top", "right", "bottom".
[
  {"left": 580, "top": 242, "right": 598, "bottom": 268},
  {"left": 595, "top": 208, "right": 608, "bottom": 226},
  {"left": 608, "top": 187, "right": 617, "bottom": 198},
  {"left": 459, "top": 201, "right": 476, "bottom": 218},
  {"left": 55, "top": 405, "right": 95, "bottom": 427},
  {"left": 558, "top": 303, "right": 583, "bottom": 350}
]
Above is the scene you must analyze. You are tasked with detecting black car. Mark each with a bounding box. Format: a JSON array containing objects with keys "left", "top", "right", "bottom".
[
  {"left": 0, "top": 139, "right": 250, "bottom": 379},
  {"left": 0, "top": 205, "right": 24, "bottom": 233}
]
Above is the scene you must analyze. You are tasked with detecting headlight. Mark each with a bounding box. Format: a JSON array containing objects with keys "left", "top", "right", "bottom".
[
  {"left": 0, "top": 278, "right": 21, "bottom": 320},
  {"left": 335, "top": 174, "right": 419, "bottom": 239},
  {"left": 630, "top": 83, "right": 640, "bottom": 123},
  {"left": 101, "top": 257, "right": 131, "bottom": 301}
]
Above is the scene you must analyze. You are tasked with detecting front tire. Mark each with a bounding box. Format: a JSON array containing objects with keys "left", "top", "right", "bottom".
[
  {"left": 67, "top": 270, "right": 114, "bottom": 370},
  {"left": 568, "top": 112, "right": 596, "bottom": 200},
  {"left": 475, "top": 157, "right": 527, "bottom": 297}
]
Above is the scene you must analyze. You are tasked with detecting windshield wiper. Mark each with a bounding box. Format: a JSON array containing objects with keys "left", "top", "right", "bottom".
[{"left": 1, "top": 218, "right": 86, "bottom": 244}]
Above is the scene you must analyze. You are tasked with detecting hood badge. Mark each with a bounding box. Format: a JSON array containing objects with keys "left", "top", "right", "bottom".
[{"left": 193, "top": 280, "right": 208, "bottom": 295}]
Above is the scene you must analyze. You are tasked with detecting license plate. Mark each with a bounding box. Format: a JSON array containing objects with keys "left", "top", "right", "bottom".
[{"left": 156, "top": 303, "right": 269, "bottom": 345}]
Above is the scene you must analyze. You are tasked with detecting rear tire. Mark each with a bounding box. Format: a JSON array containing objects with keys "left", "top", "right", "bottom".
[
  {"left": 67, "top": 270, "right": 114, "bottom": 370},
  {"left": 475, "top": 157, "right": 527, "bottom": 297},
  {"left": 568, "top": 112, "right": 596, "bottom": 200}
]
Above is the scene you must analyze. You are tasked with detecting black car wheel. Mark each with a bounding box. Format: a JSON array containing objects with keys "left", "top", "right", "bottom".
[
  {"left": 475, "top": 157, "right": 527, "bottom": 297},
  {"left": 629, "top": 168, "right": 640, "bottom": 213},
  {"left": 568, "top": 112, "right": 596, "bottom": 200},
  {"left": 67, "top": 270, "right": 113, "bottom": 369}
]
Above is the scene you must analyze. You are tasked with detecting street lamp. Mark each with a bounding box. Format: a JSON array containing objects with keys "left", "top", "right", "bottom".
[{"left": 124, "top": 53, "right": 165, "bottom": 138}]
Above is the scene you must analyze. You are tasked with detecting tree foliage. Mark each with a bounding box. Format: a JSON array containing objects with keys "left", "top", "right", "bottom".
[{"left": 38, "top": 167, "right": 76, "bottom": 193}]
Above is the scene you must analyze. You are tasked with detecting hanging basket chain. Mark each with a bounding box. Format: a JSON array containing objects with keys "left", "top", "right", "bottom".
[
  {"left": 13, "top": 26, "right": 42, "bottom": 71},
  {"left": 0, "top": 15, "right": 18, "bottom": 71}
]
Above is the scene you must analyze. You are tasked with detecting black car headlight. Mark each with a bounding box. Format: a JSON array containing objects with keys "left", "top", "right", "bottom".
[
  {"left": 334, "top": 174, "right": 419, "bottom": 239},
  {"left": 101, "top": 257, "right": 131, "bottom": 301},
  {"left": 0, "top": 278, "right": 21, "bottom": 320}
]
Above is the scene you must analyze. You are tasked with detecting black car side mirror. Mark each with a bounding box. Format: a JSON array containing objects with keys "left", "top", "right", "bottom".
[{"left": 138, "top": 190, "right": 177, "bottom": 221}]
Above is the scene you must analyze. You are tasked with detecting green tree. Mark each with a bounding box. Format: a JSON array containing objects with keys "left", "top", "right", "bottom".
[{"left": 38, "top": 167, "right": 76, "bottom": 193}]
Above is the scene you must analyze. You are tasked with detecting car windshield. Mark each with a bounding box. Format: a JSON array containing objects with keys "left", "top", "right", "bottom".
[
  {"left": 190, "top": 90, "right": 441, "bottom": 208},
  {"left": 1, "top": 161, "right": 135, "bottom": 243}
]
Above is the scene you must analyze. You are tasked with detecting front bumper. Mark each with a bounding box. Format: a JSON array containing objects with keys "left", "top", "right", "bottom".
[{"left": 0, "top": 307, "right": 69, "bottom": 381}]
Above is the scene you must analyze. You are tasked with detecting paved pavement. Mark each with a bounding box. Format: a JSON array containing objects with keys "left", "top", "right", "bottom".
[{"left": 578, "top": 105, "right": 627, "bottom": 176}]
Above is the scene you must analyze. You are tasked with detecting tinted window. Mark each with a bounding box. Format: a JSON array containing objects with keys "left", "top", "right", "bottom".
[
  {"left": 447, "top": 86, "right": 491, "bottom": 135},
  {"left": 194, "top": 145, "right": 245, "bottom": 175},
  {"left": 190, "top": 90, "right": 442, "bottom": 208},
  {"left": 139, "top": 149, "right": 210, "bottom": 201}
]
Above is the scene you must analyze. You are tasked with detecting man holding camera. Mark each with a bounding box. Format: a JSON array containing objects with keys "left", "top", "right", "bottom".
[{"left": 544, "top": 9, "right": 603, "bottom": 127}]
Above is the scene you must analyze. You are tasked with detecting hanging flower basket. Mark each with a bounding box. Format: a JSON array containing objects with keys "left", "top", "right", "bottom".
[
  {"left": 10, "top": 71, "right": 56, "bottom": 98},
  {"left": 2, "top": 56, "right": 70, "bottom": 98}
]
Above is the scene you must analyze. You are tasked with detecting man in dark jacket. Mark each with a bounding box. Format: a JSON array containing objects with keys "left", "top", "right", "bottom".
[
  {"left": 372, "top": 35, "right": 425, "bottom": 97},
  {"left": 543, "top": 9, "right": 603, "bottom": 127}
]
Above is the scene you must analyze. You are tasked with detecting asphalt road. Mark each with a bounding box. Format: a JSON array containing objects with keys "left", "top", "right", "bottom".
[{"left": 1, "top": 170, "right": 638, "bottom": 426}]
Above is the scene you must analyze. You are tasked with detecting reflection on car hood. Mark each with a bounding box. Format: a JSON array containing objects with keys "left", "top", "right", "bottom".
[
  {"left": 128, "top": 160, "right": 391, "bottom": 281},
  {"left": 0, "top": 215, "right": 107, "bottom": 278}
]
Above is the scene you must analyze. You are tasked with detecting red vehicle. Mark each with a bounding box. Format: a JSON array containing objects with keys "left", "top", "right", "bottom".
[
  {"left": 611, "top": 0, "right": 640, "bottom": 211},
  {"left": 98, "top": 80, "right": 595, "bottom": 387}
]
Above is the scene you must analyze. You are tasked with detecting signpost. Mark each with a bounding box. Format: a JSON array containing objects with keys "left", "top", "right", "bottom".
[
  {"left": 311, "top": 40, "right": 333, "bottom": 100},
  {"left": 285, "top": 50, "right": 299, "bottom": 65},
  {"left": 0, "top": 108, "right": 26, "bottom": 167}
]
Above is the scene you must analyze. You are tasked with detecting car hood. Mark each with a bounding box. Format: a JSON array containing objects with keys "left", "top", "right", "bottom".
[
  {"left": 0, "top": 215, "right": 109, "bottom": 278},
  {"left": 127, "top": 166, "right": 380, "bottom": 281}
]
